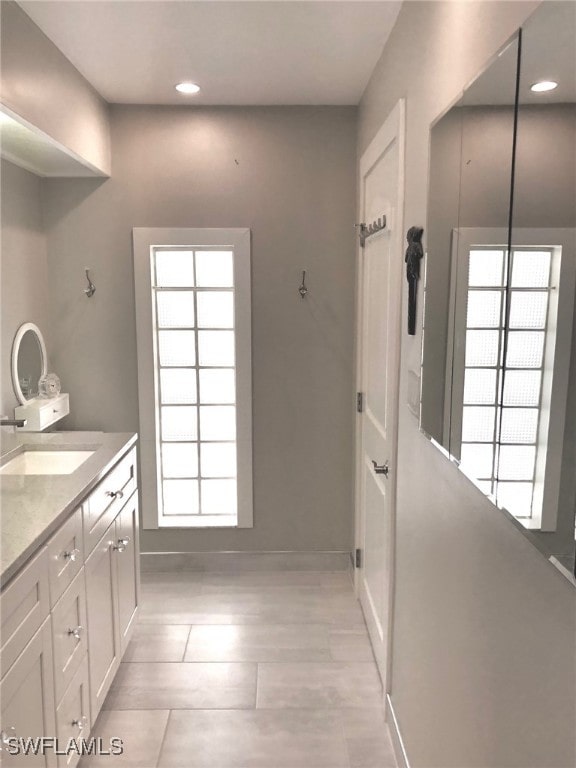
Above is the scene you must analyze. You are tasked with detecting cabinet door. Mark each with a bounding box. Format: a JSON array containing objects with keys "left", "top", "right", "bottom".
[
  {"left": 114, "top": 494, "right": 140, "bottom": 655},
  {"left": 84, "top": 523, "right": 119, "bottom": 720},
  {"left": 0, "top": 617, "right": 57, "bottom": 767}
]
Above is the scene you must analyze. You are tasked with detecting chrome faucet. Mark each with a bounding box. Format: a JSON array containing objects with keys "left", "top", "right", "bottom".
[{"left": 0, "top": 419, "right": 27, "bottom": 428}]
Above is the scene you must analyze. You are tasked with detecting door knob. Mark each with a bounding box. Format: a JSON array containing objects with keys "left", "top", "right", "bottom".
[{"left": 372, "top": 460, "right": 389, "bottom": 477}]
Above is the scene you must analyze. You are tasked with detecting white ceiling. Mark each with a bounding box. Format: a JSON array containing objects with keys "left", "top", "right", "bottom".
[
  {"left": 461, "top": 2, "right": 575, "bottom": 106},
  {"left": 17, "top": 1, "right": 402, "bottom": 106}
]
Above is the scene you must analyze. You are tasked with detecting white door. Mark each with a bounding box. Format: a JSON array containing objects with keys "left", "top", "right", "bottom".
[{"left": 355, "top": 100, "right": 405, "bottom": 690}]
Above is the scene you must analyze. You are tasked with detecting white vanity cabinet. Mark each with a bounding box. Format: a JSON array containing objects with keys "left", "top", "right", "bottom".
[{"left": 0, "top": 443, "right": 139, "bottom": 767}]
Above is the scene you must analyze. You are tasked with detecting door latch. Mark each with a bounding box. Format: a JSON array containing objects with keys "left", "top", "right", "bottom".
[{"left": 372, "top": 460, "right": 389, "bottom": 477}]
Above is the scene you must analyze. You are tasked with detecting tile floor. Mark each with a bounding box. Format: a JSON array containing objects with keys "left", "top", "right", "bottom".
[{"left": 81, "top": 570, "right": 397, "bottom": 768}]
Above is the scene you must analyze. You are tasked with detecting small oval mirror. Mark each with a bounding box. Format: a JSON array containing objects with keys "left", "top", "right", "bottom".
[{"left": 11, "top": 323, "right": 47, "bottom": 405}]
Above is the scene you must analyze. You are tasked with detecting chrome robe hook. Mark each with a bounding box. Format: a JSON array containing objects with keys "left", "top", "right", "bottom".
[{"left": 84, "top": 268, "right": 96, "bottom": 298}]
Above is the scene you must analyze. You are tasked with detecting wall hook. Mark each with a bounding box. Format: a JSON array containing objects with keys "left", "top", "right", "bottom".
[
  {"left": 84, "top": 268, "right": 96, "bottom": 298},
  {"left": 299, "top": 270, "right": 308, "bottom": 298}
]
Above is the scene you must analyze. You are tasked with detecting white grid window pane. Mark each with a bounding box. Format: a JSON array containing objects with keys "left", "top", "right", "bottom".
[
  {"left": 465, "top": 331, "right": 499, "bottom": 367},
  {"left": 195, "top": 251, "right": 234, "bottom": 287},
  {"left": 201, "top": 479, "right": 237, "bottom": 515},
  {"left": 155, "top": 251, "right": 195, "bottom": 287},
  {"left": 475, "top": 480, "right": 494, "bottom": 495},
  {"left": 156, "top": 292, "right": 195, "bottom": 328},
  {"left": 498, "top": 445, "right": 536, "bottom": 480},
  {"left": 160, "top": 369, "right": 197, "bottom": 404},
  {"left": 463, "top": 369, "right": 497, "bottom": 405},
  {"left": 198, "top": 331, "right": 235, "bottom": 366},
  {"left": 462, "top": 406, "right": 496, "bottom": 442},
  {"left": 199, "top": 369, "right": 236, "bottom": 404},
  {"left": 511, "top": 251, "right": 550, "bottom": 288},
  {"left": 197, "top": 292, "right": 234, "bottom": 329},
  {"left": 496, "top": 482, "right": 534, "bottom": 517},
  {"left": 162, "top": 443, "right": 198, "bottom": 478},
  {"left": 161, "top": 406, "right": 198, "bottom": 441},
  {"left": 500, "top": 408, "right": 538, "bottom": 444},
  {"left": 468, "top": 250, "right": 505, "bottom": 287},
  {"left": 466, "top": 291, "right": 502, "bottom": 328},
  {"left": 508, "top": 292, "right": 547, "bottom": 329},
  {"left": 163, "top": 479, "right": 199, "bottom": 515},
  {"left": 200, "top": 443, "right": 237, "bottom": 478},
  {"left": 460, "top": 443, "right": 495, "bottom": 478},
  {"left": 158, "top": 331, "right": 196, "bottom": 367},
  {"left": 503, "top": 370, "right": 541, "bottom": 406},
  {"left": 200, "top": 406, "right": 236, "bottom": 441},
  {"left": 505, "top": 331, "right": 544, "bottom": 368}
]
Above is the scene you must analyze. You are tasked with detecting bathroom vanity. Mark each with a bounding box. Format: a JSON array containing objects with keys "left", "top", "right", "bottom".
[{"left": 0, "top": 431, "right": 139, "bottom": 767}]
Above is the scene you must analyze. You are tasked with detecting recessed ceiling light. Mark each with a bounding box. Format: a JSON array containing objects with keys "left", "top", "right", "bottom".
[
  {"left": 530, "top": 80, "right": 558, "bottom": 93},
  {"left": 175, "top": 82, "right": 201, "bottom": 95}
]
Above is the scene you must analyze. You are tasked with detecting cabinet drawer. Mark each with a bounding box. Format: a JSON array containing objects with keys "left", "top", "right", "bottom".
[
  {"left": 51, "top": 569, "right": 88, "bottom": 704},
  {"left": 55, "top": 655, "right": 91, "bottom": 768},
  {"left": 0, "top": 547, "right": 50, "bottom": 678},
  {"left": 47, "top": 508, "right": 83, "bottom": 607},
  {"left": 38, "top": 395, "right": 70, "bottom": 430},
  {"left": 83, "top": 448, "right": 137, "bottom": 555}
]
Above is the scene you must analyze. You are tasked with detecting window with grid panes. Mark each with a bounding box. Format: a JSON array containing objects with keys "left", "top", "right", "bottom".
[
  {"left": 153, "top": 248, "right": 238, "bottom": 526},
  {"left": 459, "top": 246, "right": 554, "bottom": 522},
  {"left": 134, "top": 228, "right": 253, "bottom": 530}
]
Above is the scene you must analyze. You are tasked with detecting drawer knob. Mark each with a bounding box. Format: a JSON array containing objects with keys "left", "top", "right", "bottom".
[
  {"left": 63, "top": 548, "right": 80, "bottom": 562},
  {"left": 106, "top": 489, "right": 124, "bottom": 500},
  {"left": 72, "top": 716, "right": 88, "bottom": 732},
  {"left": 113, "top": 537, "right": 130, "bottom": 552},
  {"left": 0, "top": 727, "right": 16, "bottom": 749},
  {"left": 67, "top": 625, "right": 84, "bottom": 640}
]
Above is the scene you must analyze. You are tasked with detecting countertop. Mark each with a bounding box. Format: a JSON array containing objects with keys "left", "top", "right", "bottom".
[{"left": 0, "top": 431, "right": 137, "bottom": 587}]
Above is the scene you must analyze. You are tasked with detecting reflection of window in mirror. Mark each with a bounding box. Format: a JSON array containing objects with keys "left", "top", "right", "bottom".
[{"left": 450, "top": 228, "right": 574, "bottom": 532}]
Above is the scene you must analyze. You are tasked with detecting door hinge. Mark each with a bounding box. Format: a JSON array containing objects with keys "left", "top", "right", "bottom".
[
  {"left": 356, "top": 392, "right": 364, "bottom": 413},
  {"left": 355, "top": 548, "right": 362, "bottom": 569}
]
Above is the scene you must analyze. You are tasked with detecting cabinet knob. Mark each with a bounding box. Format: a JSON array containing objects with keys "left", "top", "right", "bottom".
[
  {"left": 63, "top": 548, "right": 80, "bottom": 562},
  {"left": 106, "top": 489, "right": 124, "bottom": 500},
  {"left": 67, "top": 625, "right": 83, "bottom": 640},
  {"left": 113, "top": 536, "right": 130, "bottom": 552},
  {"left": 0, "top": 727, "right": 16, "bottom": 749},
  {"left": 72, "top": 716, "right": 88, "bottom": 731}
]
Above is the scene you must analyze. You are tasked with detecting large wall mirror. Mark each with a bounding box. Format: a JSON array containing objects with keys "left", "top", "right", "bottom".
[{"left": 421, "top": 1, "right": 576, "bottom": 579}]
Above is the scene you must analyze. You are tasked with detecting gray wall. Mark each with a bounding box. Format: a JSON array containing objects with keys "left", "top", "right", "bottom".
[
  {"left": 42, "top": 105, "right": 357, "bottom": 553},
  {"left": 0, "top": 1, "right": 111, "bottom": 175},
  {"left": 359, "top": 2, "right": 575, "bottom": 767},
  {"left": 0, "top": 159, "right": 52, "bottom": 418}
]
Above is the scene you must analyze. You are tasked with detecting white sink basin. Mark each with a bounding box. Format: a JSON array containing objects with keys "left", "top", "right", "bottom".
[{"left": 0, "top": 450, "right": 95, "bottom": 475}]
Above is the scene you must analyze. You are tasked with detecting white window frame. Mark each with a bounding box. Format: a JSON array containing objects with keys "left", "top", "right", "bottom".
[
  {"left": 448, "top": 227, "right": 575, "bottom": 531},
  {"left": 133, "top": 227, "right": 253, "bottom": 530}
]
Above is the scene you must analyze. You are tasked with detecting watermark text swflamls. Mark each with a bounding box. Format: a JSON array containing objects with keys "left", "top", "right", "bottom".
[{"left": 3, "top": 736, "right": 124, "bottom": 757}]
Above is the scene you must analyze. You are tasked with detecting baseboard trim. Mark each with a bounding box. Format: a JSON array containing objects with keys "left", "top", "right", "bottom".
[
  {"left": 385, "top": 693, "right": 410, "bottom": 768},
  {"left": 140, "top": 550, "right": 351, "bottom": 572}
]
